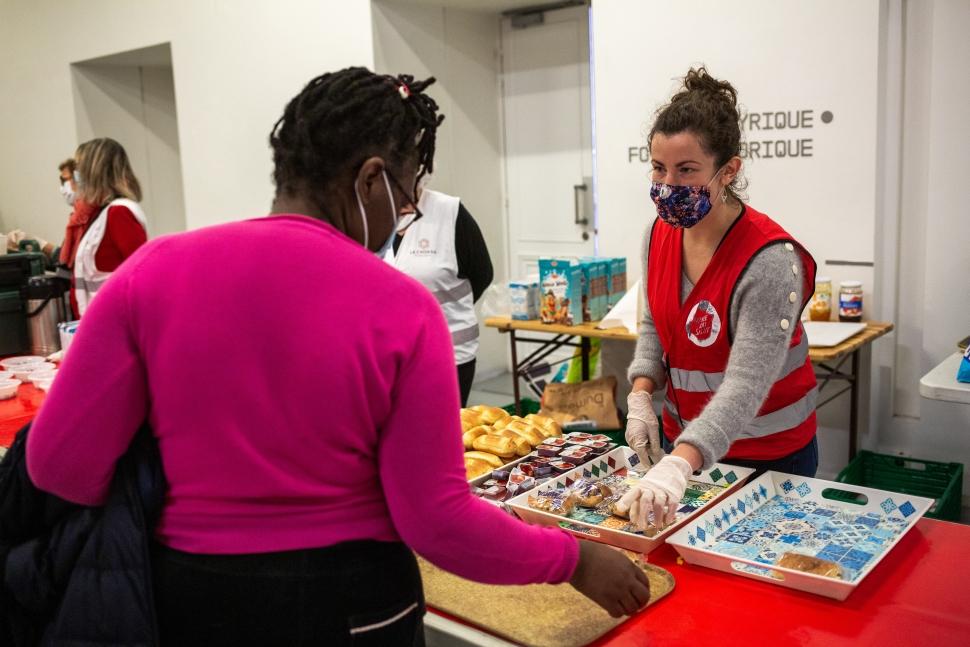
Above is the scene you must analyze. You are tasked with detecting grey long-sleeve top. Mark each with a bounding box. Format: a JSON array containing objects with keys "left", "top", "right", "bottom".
[{"left": 627, "top": 217, "right": 807, "bottom": 469}]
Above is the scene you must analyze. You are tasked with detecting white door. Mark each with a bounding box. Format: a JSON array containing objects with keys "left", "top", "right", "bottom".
[{"left": 501, "top": 4, "right": 595, "bottom": 281}]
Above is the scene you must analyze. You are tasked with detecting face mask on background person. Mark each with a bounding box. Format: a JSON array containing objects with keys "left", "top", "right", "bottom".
[
  {"left": 59, "top": 180, "right": 76, "bottom": 206},
  {"left": 650, "top": 167, "right": 725, "bottom": 228}
]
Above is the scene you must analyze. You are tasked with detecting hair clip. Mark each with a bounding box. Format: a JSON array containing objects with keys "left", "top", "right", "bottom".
[{"left": 398, "top": 83, "right": 411, "bottom": 100}]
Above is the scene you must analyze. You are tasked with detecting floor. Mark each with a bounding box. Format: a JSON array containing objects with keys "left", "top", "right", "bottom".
[{"left": 468, "top": 371, "right": 970, "bottom": 526}]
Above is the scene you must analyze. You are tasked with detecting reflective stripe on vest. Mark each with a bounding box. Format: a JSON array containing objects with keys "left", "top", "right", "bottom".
[
  {"left": 668, "top": 333, "right": 809, "bottom": 393},
  {"left": 431, "top": 281, "right": 473, "bottom": 305},
  {"left": 665, "top": 386, "right": 818, "bottom": 439},
  {"left": 451, "top": 324, "right": 480, "bottom": 346}
]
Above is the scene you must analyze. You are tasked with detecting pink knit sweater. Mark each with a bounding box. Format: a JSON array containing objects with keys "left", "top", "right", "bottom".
[{"left": 27, "top": 215, "right": 578, "bottom": 585}]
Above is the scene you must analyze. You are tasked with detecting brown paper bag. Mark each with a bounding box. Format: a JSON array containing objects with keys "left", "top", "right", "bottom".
[{"left": 540, "top": 376, "right": 621, "bottom": 429}]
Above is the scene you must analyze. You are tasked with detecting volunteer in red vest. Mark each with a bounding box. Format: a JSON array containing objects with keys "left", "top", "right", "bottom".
[
  {"left": 67, "top": 138, "right": 148, "bottom": 317},
  {"left": 619, "top": 67, "right": 818, "bottom": 531},
  {"left": 385, "top": 182, "right": 493, "bottom": 406}
]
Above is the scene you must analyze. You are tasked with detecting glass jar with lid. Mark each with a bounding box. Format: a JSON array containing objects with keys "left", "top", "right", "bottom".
[
  {"left": 809, "top": 276, "right": 833, "bottom": 321},
  {"left": 839, "top": 281, "right": 863, "bottom": 322}
]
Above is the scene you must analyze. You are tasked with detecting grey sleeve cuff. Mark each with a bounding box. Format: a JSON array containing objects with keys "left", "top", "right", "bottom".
[{"left": 674, "top": 418, "right": 731, "bottom": 470}]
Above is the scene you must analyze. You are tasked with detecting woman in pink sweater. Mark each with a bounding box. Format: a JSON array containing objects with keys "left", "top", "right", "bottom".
[{"left": 26, "top": 68, "right": 649, "bottom": 645}]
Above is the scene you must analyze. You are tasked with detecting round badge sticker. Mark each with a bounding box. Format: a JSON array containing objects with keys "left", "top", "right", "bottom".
[{"left": 685, "top": 300, "right": 721, "bottom": 347}]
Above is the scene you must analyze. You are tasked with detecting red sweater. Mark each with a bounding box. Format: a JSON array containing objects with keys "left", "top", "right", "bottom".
[{"left": 70, "top": 205, "right": 147, "bottom": 319}]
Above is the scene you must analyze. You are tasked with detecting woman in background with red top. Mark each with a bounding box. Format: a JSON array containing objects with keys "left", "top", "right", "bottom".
[{"left": 61, "top": 137, "right": 147, "bottom": 317}]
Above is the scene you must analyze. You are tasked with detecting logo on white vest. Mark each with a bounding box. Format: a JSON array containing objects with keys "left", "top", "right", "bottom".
[
  {"left": 685, "top": 300, "right": 721, "bottom": 347},
  {"left": 411, "top": 238, "right": 437, "bottom": 256}
]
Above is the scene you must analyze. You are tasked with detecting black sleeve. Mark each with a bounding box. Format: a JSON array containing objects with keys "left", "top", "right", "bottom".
[{"left": 454, "top": 203, "right": 493, "bottom": 302}]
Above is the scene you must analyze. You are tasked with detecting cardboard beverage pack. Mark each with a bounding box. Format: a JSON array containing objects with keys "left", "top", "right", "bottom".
[
  {"left": 579, "top": 258, "right": 609, "bottom": 322},
  {"left": 607, "top": 258, "right": 628, "bottom": 308},
  {"left": 539, "top": 258, "right": 583, "bottom": 325},
  {"left": 509, "top": 280, "right": 539, "bottom": 320}
]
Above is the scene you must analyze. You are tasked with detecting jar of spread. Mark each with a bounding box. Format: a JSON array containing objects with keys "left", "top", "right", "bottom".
[
  {"left": 809, "top": 276, "right": 833, "bottom": 321},
  {"left": 839, "top": 281, "right": 863, "bottom": 322}
]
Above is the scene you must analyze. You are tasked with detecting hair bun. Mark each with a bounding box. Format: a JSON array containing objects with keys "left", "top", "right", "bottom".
[{"left": 681, "top": 67, "right": 738, "bottom": 108}]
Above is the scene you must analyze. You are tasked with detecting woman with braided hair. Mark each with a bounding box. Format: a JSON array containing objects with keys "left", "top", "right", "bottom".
[{"left": 26, "top": 67, "right": 649, "bottom": 645}]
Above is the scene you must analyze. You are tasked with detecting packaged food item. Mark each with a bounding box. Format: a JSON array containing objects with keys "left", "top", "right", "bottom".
[
  {"left": 570, "top": 479, "right": 613, "bottom": 508},
  {"left": 958, "top": 344, "right": 970, "bottom": 384},
  {"left": 838, "top": 281, "right": 863, "bottom": 322},
  {"left": 464, "top": 451, "right": 505, "bottom": 469},
  {"left": 509, "top": 280, "right": 540, "bottom": 320},
  {"left": 607, "top": 257, "right": 627, "bottom": 308},
  {"left": 564, "top": 432, "right": 592, "bottom": 442},
  {"left": 560, "top": 448, "right": 591, "bottom": 463},
  {"left": 472, "top": 434, "right": 518, "bottom": 459},
  {"left": 541, "top": 437, "right": 568, "bottom": 447},
  {"left": 809, "top": 276, "right": 832, "bottom": 321},
  {"left": 578, "top": 259, "right": 609, "bottom": 321},
  {"left": 776, "top": 552, "right": 843, "bottom": 579},
  {"left": 549, "top": 460, "right": 577, "bottom": 474},
  {"left": 491, "top": 469, "right": 511, "bottom": 481},
  {"left": 527, "top": 491, "right": 577, "bottom": 516},
  {"left": 482, "top": 485, "right": 508, "bottom": 501},
  {"left": 538, "top": 258, "right": 583, "bottom": 325},
  {"left": 537, "top": 445, "right": 562, "bottom": 458},
  {"left": 507, "top": 472, "right": 537, "bottom": 496}
]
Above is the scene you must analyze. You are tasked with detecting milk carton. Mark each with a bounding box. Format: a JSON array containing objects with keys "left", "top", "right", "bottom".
[
  {"left": 538, "top": 258, "right": 583, "bottom": 326},
  {"left": 509, "top": 280, "right": 539, "bottom": 320}
]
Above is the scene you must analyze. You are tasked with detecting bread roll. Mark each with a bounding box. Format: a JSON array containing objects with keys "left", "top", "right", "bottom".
[
  {"left": 471, "top": 434, "right": 517, "bottom": 458},
  {"left": 462, "top": 425, "right": 491, "bottom": 450},
  {"left": 502, "top": 425, "right": 544, "bottom": 447},
  {"left": 465, "top": 457, "right": 492, "bottom": 480},
  {"left": 469, "top": 405, "right": 510, "bottom": 425},
  {"left": 525, "top": 413, "right": 562, "bottom": 437},
  {"left": 464, "top": 451, "right": 505, "bottom": 468},
  {"left": 493, "top": 430, "right": 533, "bottom": 456},
  {"left": 491, "top": 415, "right": 524, "bottom": 431},
  {"left": 460, "top": 409, "right": 485, "bottom": 432}
]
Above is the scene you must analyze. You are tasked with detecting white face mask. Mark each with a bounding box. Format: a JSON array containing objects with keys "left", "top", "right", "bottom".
[
  {"left": 59, "top": 181, "right": 76, "bottom": 206},
  {"left": 354, "top": 171, "right": 399, "bottom": 256}
]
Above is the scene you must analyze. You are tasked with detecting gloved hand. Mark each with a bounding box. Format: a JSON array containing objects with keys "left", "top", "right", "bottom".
[
  {"left": 625, "top": 390, "right": 665, "bottom": 467},
  {"left": 6, "top": 230, "right": 24, "bottom": 251},
  {"left": 615, "top": 455, "right": 693, "bottom": 531}
]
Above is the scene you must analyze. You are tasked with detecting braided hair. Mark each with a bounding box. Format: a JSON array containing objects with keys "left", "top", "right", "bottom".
[{"left": 270, "top": 67, "right": 443, "bottom": 209}]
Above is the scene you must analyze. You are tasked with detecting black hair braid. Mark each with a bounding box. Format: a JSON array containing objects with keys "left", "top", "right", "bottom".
[{"left": 270, "top": 66, "right": 444, "bottom": 207}]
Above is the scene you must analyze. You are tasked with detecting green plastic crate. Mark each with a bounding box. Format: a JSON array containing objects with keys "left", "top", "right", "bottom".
[{"left": 835, "top": 451, "right": 963, "bottom": 521}]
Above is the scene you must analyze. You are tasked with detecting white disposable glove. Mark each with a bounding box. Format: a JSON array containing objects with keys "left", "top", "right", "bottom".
[
  {"left": 6, "top": 230, "right": 24, "bottom": 251},
  {"left": 615, "top": 455, "right": 693, "bottom": 531},
  {"left": 625, "top": 391, "right": 665, "bottom": 467}
]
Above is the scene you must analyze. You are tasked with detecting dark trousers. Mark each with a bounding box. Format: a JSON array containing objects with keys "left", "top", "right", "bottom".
[
  {"left": 721, "top": 435, "right": 820, "bottom": 479},
  {"left": 152, "top": 540, "right": 425, "bottom": 647},
  {"left": 457, "top": 359, "right": 476, "bottom": 407}
]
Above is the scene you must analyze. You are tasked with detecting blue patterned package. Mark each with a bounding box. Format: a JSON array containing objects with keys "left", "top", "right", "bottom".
[{"left": 957, "top": 344, "right": 970, "bottom": 383}]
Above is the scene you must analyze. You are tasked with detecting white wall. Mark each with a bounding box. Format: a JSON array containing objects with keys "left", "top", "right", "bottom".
[
  {"left": 0, "top": 0, "right": 374, "bottom": 239},
  {"left": 871, "top": 0, "right": 970, "bottom": 498},
  {"left": 591, "top": 0, "right": 882, "bottom": 477},
  {"left": 372, "top": 0, "right": 509, "bottom": 381}
]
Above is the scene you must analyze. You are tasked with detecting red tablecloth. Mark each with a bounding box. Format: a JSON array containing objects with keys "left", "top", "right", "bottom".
[
  {"left": 431, "top": 517, "right": 970, "bottom": 646},
  {"left": 0, "top": 383, "right": 45, "bottom": 447}
]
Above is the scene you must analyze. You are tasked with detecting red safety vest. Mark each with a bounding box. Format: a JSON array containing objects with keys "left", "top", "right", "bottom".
[{"left": 647, "top": 205, "right": 818, "bottom": 460}]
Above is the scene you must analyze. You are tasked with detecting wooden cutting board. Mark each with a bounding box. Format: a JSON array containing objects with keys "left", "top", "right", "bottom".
[{"left": 419, "top": 555, "right": 674, "bottom": 647}]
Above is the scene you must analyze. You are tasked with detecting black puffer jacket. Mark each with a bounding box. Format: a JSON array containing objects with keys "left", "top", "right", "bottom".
[{"left": 0, "top": 423, "right": 165, "bottom": 646}]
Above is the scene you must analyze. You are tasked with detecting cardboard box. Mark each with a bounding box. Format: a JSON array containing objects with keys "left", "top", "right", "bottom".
[
  {"left": 509, "top": 280, "right": 539, "bottom": 320},
  {"left": 538, "top": 259, "right": 583, "bottom": 326},
  {"left": 607, "top": 258, "right": 628, "bottom": 308},
  {"left": 579, "top": 258, "right": 610, "bottom": 321}
]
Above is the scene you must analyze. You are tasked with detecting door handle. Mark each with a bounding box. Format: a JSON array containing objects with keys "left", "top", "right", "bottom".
[{"left": 573, "top": 184, "right": 588, "bottom": 226}]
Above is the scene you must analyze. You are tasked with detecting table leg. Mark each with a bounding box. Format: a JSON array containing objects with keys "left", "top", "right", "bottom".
[
  {"left": 581, "top": 337, "right": 591, "bottom": 381},
  {"left": 510, "top": 329, "right": 521, "bottom": 416},
  {"left": 849, "top": 349, "right": 860, "bottom": 460}
]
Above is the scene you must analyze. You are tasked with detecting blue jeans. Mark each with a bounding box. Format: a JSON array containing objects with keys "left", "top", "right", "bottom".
[{"left": 662, "top": 434, "right": 819, "bottom": 479}]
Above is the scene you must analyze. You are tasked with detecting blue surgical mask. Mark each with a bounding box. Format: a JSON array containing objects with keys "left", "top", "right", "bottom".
[{"left": 355, "top": 171, "right": 399, "bottom": 256}]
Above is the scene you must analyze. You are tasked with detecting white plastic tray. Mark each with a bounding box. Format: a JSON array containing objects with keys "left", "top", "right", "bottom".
[
  {"left": 506, "top": 447, "right": 753, "bottom": 554},
  {"left": 666, "top": 471, "right": 933, "bottom": 600}
]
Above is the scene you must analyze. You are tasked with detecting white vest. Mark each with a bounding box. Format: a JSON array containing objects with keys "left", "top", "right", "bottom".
[
  {"left": 385, "top": 190, "right": 479, "bottom": 364},
  {"left": 74, "top": 198, "right": 148, "bottom": 316}
]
